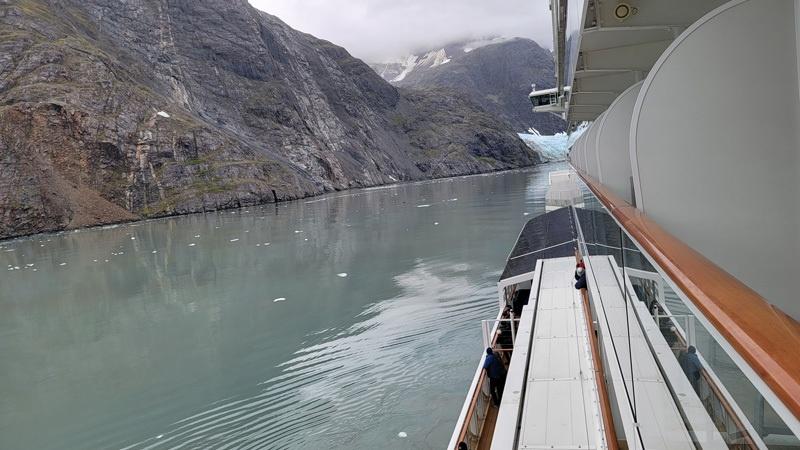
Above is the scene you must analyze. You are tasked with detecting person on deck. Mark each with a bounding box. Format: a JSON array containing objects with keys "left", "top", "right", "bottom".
[
  {"left": 483, "top": 348, "right": 506, "bottom": 406},
  {"left": 574, "top": 266, "right": 587, "bottom": 290},
  {"left": 683, "top": 345, "right": 703, "bottom": 390}
]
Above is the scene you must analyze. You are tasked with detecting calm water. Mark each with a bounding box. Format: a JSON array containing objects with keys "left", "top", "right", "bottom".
[{"left": 0, "top": 163, "right": 562, "bottom": 450}]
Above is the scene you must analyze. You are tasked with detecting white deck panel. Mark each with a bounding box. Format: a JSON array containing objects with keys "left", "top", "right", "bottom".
[
  {"left": 612, "top": 262, "right": 729, "bottom": 450},
  {"left": 492, "top": 307, "right": 537, "bottom": 449},
  {"left": 517, "top": 257, "right": 601, "bottom": 450},
  {"left": 585, "top": 255, "right": 727, "bottom": 450}
]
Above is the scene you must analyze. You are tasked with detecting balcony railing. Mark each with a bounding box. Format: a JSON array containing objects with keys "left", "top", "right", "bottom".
[{"left": 574, "top": 168, "right": 800, "bottom": 446}]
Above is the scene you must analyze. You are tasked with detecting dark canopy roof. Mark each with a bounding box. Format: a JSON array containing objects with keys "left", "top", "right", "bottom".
[
  {"left": 499, "top": 206, "right": 655, "bottom": 281},
  {"left": 500, "top": 207, "right": 577, "bottom": 281}
]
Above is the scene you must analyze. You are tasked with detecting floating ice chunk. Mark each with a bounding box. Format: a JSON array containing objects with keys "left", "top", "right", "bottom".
[
  {"left": 118, "top": 251, "right": 124, "bottom": 255},
  {"left": 256, "top": 244, "right": 261, "bottom": 247},
  {"left": 26, "top": 263, "right": 34, "bottom": 267},
  {"left": 337, "top": 273, "right": 348, "bottom": 278},
  {"left": 156, "top": 434, "right": 164, "bottom": 439},
  {"left": 194, "top": 235, "right": 200, "bottom": 238},
  {"left": 152, "top": 250, "right": 158, "bottom": 254},
  {"left": 6, "top": 267, "right": 12, "bottom": 271},
  {"left": 59, "top": 263, "right": 66, "bottom": 266},
  {"left": 304, "top": 238, "right": 308, "bottom": 241},
  {"left": 156, "top": 111, "right": 170, "bottom": 118},
  {"left": 93, "top": 259, "right": 98, "bottom": 262},
  {"left": 264, "top": 243, "right": 270, "bottom": 246},
  {"left": 416, "top": 204, "right": 430, "bottom": 208},
  {"left": 449, "top": 198, "right": 458, "bottom": 201},
  {"left": 294, "top": 230, "right": 303, "bottom": 234},
  {"left": 273, "top": 297, "right": 286, "bottom": 302},
  {"left": 131, "top": 236, "right": 136, "bottom": 240},
  {"left": 434, "top": 222, "right": 439, "bottom": 225},
  {"left": 40, "top": 244, "right": 45, "bottom": 247},
  {"left": 244, "top": 230, "right": 250, "bottom": 233},
  {"left": 104, "top": 259, "right": 109, "bottom": 262},
  {"left": 230, "top": 238, "right": 239, "bottom": 242},
  {"left": 398, "top": 432, "right": 407, "bottom": 438},
  {"left": 188, "top": 243, "right": 196, "bottom": 247},
  {"left": 32, "top": 268, "right": 37, "bottom": 272}
]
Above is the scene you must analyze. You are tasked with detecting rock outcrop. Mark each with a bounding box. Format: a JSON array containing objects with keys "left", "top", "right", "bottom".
[{"left": 0, "top": 0, "right": 538, "bottom": 239}]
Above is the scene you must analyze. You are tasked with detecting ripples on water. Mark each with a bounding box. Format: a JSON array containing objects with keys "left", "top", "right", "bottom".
[{"left": 0, "top": 163, "right": 563, "bottom": 449}]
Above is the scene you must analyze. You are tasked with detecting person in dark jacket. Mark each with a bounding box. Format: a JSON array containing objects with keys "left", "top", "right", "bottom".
[
  {"left": 683, "top": 345, "right": 702, "bottom": 389},
  {"left": 483, "top": 348, "right": 506, "bottom": 406},
  {"left": 574, "top": 266, "right": 587, "bottom": 290}
]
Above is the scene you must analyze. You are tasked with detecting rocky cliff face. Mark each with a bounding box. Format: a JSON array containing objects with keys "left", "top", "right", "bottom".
[
  {"left": 0, "top": 0, "right": 538, "bottom": 239},
  {"left": 372, "top": 38, "right": 566, "bottom": 134}
]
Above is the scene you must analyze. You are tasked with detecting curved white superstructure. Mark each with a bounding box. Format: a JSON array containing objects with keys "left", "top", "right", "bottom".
[{"left": 629, "top": 0, "right": 800, "bottom": 318}]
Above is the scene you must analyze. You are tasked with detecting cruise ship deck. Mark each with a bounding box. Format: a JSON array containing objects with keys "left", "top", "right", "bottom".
[{"left": 450, "top": 186, "right": 800, "bottom": 450}]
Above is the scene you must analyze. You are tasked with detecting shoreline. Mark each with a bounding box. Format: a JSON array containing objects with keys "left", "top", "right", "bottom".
[{"left": 0, "top": 162, "right": 556, "bottom": 244}]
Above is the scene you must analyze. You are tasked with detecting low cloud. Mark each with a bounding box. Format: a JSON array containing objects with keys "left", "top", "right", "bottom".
[{"left": 250, "top": 0, "right": 552, "bottom": 62}]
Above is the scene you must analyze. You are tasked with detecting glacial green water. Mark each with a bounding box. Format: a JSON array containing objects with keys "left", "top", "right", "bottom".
[{"left": 0, "top": 163, "right": 562, "bottom": 450}]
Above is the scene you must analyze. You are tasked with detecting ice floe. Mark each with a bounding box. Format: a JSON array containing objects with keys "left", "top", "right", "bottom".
[
  {"left": 398, "top": 432, "right": 408, "bottom": 438},
  {"left": 337, "top": 273, "right": 348, "bottom": 278},
  {"left": 229, "top": 238, "right": 239, "bottom": 242},
  {"left": 416, "top": 204, "right": 430, "bottom": 208},
  {"left": 188, "top": 243, "right": 196, "bottom": 247},
  {"left": 273, "top": 297, "right": 286, "bottom": 302}
]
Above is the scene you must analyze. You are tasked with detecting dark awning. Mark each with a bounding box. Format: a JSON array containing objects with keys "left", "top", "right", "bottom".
[
  {"left": 499, "top": 206, "right": 654, "bottom": 282},
  {"left": 500, "top": 207, "right": 577, "bottom": 281}
]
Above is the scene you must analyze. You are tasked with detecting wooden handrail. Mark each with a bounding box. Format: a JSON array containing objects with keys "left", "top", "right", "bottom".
[
  {"left": 456, "top": 370, "right": 488, "bottom": 446},
  {"left": 575, "top": 169, "right": 800, "bottom": 420},
  {"left": 580, "top": 287, "right": 620, "bottom": 449},
  {"left": 455, "top": 323, "right": 504, "bottom": 447}
]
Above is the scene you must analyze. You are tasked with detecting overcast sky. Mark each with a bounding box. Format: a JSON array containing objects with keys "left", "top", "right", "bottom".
[{"left": 249, "top": 0, "right": 552, "bottom": 62}]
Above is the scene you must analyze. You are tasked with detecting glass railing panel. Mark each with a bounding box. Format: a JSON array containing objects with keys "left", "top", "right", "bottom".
[{"left": 572, "top": 173, "right": 800, "bottom": 449}]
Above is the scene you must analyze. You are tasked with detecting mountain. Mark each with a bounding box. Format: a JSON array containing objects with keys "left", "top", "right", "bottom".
[
  {"left": 0, "top": 0, "right": 538, "bottom": 239},
  {"left": 371, "top": 37, "right": 511, "bottom": 84},
  {"left": 370, "top": 38, "right": 566, "bottom": 134}
]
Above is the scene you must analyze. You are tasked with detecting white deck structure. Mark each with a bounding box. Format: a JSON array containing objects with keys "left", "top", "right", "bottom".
[
  {"left": 488, "top": 254, "right": 728, "bottom": 449},
  {"left": 493, "top": 257, "right": 604, "bottom": 449},
  {"left": 584, "top": 255, "right": 728, "bottom": 450}
]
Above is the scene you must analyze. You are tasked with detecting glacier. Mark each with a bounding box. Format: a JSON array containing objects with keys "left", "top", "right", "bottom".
[{"left": 518, "top": 123, "right": 588, "bottom": 162}]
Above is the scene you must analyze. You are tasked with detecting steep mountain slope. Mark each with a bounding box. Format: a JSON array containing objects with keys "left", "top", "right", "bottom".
[
  {"left": 371, "top": 38, "right": 566, "bottom": 134},
  {"left": 0, "top": 0, "right": 538, "bottom": 239}
]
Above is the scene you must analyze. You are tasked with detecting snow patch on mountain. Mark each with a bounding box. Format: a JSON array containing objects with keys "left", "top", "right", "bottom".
[{"left": 373, "top": 37, "right": 508, "bottom": 84}]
